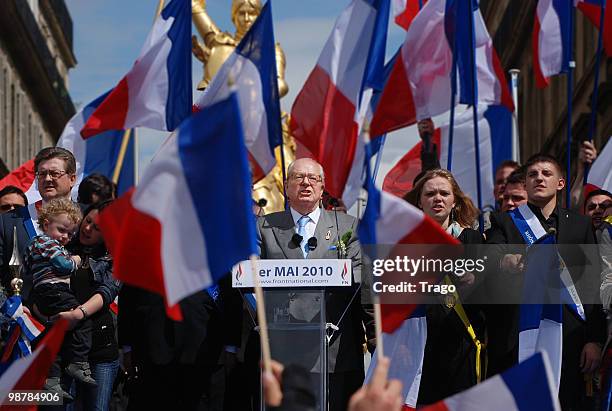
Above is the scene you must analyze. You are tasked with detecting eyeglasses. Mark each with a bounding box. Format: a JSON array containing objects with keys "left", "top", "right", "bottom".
[
  {"left": 289, "top": 173, "right": 322, "bottom": 184},
  {"left": 35, "top": 170, "right": 68, "bottom": 180},
  {"left": 0, "top": 204, "right": 20, "bottom": 212}
]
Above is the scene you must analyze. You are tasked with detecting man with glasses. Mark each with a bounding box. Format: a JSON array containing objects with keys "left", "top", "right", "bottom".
[
  {"left": 584, "top": 189, "right": 612, "bottom": 231},
  {"left": 0, "top": 147, "right": 77, "bottom": 302},
  {"left": 256, "top": 158, "right": 373, "bottom": 411},
  {"left": 0, "top": 186, "right": 27, "bottom": 214}
]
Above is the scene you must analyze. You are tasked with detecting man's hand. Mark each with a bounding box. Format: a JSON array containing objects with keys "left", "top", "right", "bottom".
[
  {"left": 262, "top": 360, "right": 285, "bottom": 407},
  {"left": 50, "top": 309, "right": 82, "bottom": 330},
  {"left": 348, "top": 357, "right": 403, "bottom": 411},
  {"left": 500, "top": 254, "right": 523, "bottom": 274},
  {"left": 580, "top": 342, "right": 602, "bottom": 373},
  {"left": 417, "top": 118, "right": 434, "bottom": 140},
  {"left": 578, "top": 141, "right": 598, "bottom": 165}
]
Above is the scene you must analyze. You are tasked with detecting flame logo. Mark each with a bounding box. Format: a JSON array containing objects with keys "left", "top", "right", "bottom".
[
  {"left": 235, "top": 264, "right": 243, "bottom": 281},
  {"left": 341, "top": 262, "right": 348, "bottom": 280}
]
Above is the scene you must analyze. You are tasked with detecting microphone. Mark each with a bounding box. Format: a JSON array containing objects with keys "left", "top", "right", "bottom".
[
  {"left": 257, "top": 198, "right": 268, "bottom": 207},
  {"left": 307, "top": 237, "right": 318, "bottom": 251},
  {"left": 547, "top": 227, "right": 557, "bottom": 236},
  {"left": 329, "top": 198, "right": 340, "bottom": 208},
  {"left": 291, "top": 233, "right": 303, "bottom": 247}
]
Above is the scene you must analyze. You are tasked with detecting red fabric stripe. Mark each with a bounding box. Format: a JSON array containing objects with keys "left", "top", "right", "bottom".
[
  {"left": 492, "top": 48, "right": 515, "bottom": 112},
  {"left": 81, "top": 77, "right": 130, "bottom": 138},
  {"left": 395, "top": 0, "right": 420, "bottom": 30},
  {"left": 97, "top": 189, "right": 183, "bottom": 321},
  {"left": 290, "top": 66, "right": 358, "bottom": 199},
  {"left": 420, "top": 401, "right": 451, "bottom": 411},
  {"left": 382, "top": 129, "right": 440, "bottom": 198},
  {"left": 533, "top": 16, "right": 550, "bottom": 89},
  {"left": 11, "top": 319, "right": 68, "bottom": 404},
  {"left": 370, "top": 56, "right": 417, "bottom": 137},
  {"left": 25, "top": 313, "right": 44, "bottom": 333},
  {"left": 0, "top": 159, "right": 35, "bottom": 192},
  {"left": 578, "top": 2, "right": 612, "bottom": 57}
]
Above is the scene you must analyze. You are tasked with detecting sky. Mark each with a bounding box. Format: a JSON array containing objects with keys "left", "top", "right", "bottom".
[{"left": 64, "top": 0, "right": 421, "bottom": 188}]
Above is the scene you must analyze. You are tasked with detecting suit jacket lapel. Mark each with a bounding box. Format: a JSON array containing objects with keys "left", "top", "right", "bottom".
[
  {"left": 271, "top": 211, "right": 304, "bottom": 260},
  {"left": 307, "top": 210, "right": 336, "bottom": 260}
]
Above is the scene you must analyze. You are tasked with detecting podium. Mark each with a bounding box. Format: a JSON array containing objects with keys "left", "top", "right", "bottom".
[{"left": 232, "top": 258, "right": 353, "bottom": 411}]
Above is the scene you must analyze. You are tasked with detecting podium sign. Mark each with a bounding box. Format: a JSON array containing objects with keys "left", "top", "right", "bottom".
[{"left": 232, "top": 258, "right": 352, "bottom": 288}]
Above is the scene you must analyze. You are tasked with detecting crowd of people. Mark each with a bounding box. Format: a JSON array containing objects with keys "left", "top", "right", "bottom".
[{"left": 0, "top": 126, "right": 611, "bottom": 411}]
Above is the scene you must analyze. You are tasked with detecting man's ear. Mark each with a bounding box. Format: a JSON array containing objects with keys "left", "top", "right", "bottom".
[
  {"left": 68, "top": 173, "right": 77, "bottom": 188},
  {"left": 556, "top": 176, "right": 566, "bottom": 192}
]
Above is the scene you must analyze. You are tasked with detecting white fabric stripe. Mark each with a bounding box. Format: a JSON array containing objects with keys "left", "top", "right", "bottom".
[
  {"left": 587, "top": 138, "right": 612, "bottom": 191},
  {"left": 125, "top": 14, "right": 173, "bottom": 131},
  {"left": 0, "top": 345, "right": 42, "bottom": 403},
  {"left": 316, "top": 0, "right": 377, "bottom": 103},
  {"left": 473, "top": 10, "right": 503, "bottom": 105},
  {"left": 365, "top": 316, "right": 426, "bottom": 408},
  {"left": 392, "top": 0, "right": 407, "bottom": 19},
  {"left": 376, "top": 191, "right": 425, "bottom": 244},
  {"left": 515, "top": 204, "right": 548, "bottom": 241},
  {"left": 444, "top": 375, "right": 520, "bottom": 411},
  {"left": 21, "top": 313, "right": 42, "bottom": 336},
  {"left": 25, "top": 203, "right": 42, "bottom": 236},
  {"left": 195, "top": 54, "right": 275, "bottom": 175},
  {"left": 537, "top": 0, "right": 564, "bottom": 77},
  {"left": 439, "top": 105, "right": 496, "bottom": 211},
  {"left": 131, "top": 136, "right": 211, "bottom": 306},
  {"left": 518, "top": 319, "right": 563, "bottom": 391}
]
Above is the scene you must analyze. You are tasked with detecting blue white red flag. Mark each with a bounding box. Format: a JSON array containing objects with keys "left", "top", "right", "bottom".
[
  {"left": 0, "top": 296, "right": 44, "bottom": 371},
  {"left": 371, "top": 0, "right": 513, "bottom": 137},
  {"left": 577, "top": 0, "right": 612, "bottom": 56},
  {"left": 392, "top": 0, "right": 423, "bottom": 30},
  {"left": 194, "top": 2, "right": 281, "bottom": 182},
  {"left": 290, "top": 0, "right": 389, "bottom": 204},
  {"left": 98, "top": 93, "right": 257, "bottom": 321},
  {"left": 585, "top": 137, "right": 612, "bottom": 195},
  {"left": 359, "top": 174, "right": 458, "bottom": 410},
  {"left": 533, "top": 0, "right": 573, "bottom": 88},
  {"left": 81, "top": 0, "right": 192, "bottom": 137},
  {"left": 420, "top": 353, "right": 560, "bottom": 411}
]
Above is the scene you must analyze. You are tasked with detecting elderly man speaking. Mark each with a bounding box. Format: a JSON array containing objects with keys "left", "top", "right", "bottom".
[{"left": 256, "top": 158, "right": 374, "bottom": 411}]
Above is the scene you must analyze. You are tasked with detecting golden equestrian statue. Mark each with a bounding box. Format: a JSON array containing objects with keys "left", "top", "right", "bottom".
[{"left": 192, "top": 0, "right": 295, "bottom": 214}]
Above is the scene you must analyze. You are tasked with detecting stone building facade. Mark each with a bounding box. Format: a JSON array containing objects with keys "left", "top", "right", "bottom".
[
  {"left": 481, "top": 0, "right": 611, "bottom": 179},
  {"left": 0, "top": 0, "right": 76, "bottom": 176}
]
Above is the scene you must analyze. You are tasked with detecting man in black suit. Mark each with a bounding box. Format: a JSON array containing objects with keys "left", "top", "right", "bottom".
[
  {"left": 486, "top": 154, "right": 605, "bottom": 410},
  {"left": 256, "top": 158, "right": 374, "bottom": 411},
  {"left": 0, "top": 147, "right": 77, "bottom": 303}
]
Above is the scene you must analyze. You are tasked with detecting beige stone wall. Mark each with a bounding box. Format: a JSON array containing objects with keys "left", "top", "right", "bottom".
[{"left": 0, "top": 40, "right": 54, "bottom": 172}]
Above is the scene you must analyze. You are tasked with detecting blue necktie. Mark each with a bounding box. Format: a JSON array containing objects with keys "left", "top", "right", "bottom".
[{"left": 297, "top": 215, "right": 310, "bottom": 257}]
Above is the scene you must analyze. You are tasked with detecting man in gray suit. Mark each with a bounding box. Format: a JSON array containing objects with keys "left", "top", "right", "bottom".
[{"left": 256, "top": 158, "right": 374, "bottom": 411}]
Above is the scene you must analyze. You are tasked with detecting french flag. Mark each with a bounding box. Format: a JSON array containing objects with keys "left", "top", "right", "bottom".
[
  {"left": 290, "top": 0, "right": 389, "bottom": 203},
  {"left": 371, "top": 0, "right": 513, "bottom": 137},
  {"left": 533, "top": 0, "right": 572, "bottom": 88},
  {"left": 420, "top": 353, "right": 560, "bottom": 411},
  {"left": 81, "top": 0, "right": 192, "bottom": 138},
  {"left": 194, "top": 2, "right": 281, "bottom": 182},
  {"left": 0, "top": 320, "right": 68, "bottom": 403},
  {"left": 584, "top": 137, "right": 612, "bottom": 195},
  {"left": 0, "top": 90, "right": 136, "bottom": 207},
  {"left": 359, "top": 176, "right": 458, "bottom": 410},
  {"left": 0, "top": 296, "right": 45, "bottom": 368},
  {"left": 577, "top": 0, "right": 612, "bottom": 56},
  {"left": 97, "top": 92, "right": 257, "bottom": 321},
  {"left": 383, "top": 105, "right": 512, "bottom": 212}
]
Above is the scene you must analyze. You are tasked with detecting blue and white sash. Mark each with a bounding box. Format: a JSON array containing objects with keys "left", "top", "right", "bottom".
[
  {"left": 509, "top": 204, "right": 585, "bottom": 321},
  {"left": 17, "top": 201, "right": 43, "bottom": 240}
]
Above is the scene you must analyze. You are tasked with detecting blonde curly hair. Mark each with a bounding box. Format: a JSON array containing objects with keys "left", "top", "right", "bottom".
[{"left": 37, "top": 198, "right": 82, "bottom": 228}]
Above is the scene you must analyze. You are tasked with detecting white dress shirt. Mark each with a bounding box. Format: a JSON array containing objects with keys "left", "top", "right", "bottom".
[{"left": 290, "top": 206, "right": 321, "bottom": 241}]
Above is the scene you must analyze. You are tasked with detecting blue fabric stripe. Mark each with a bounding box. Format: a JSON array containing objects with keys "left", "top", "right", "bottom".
[
  {"left": 357, "top": 160, "right": 381, "bottom": 246},
  {"left": 501, "top": 353, "right": 557, "bottom": 411},
  {"left": 235, "top": 2, "right": 282, "bottom": 152},
  {"left": 362, "top": 0, "right": 390, "bottom": 93},
  {"left": 508, "top": 207, "right": 539, "bottom": 245},
  {"left": 445, "top": 0, "right": 476, "bottom": 105},
  {"left": 177, "top": 93, "right": 257, "bottom": 281},
  {"left": 18, "top": 206, "right": 37, "bottom": 240},
  {"left": 483, "top": 105, "right": 512, "bottom": 181},
  {"left": 552, "top": 0, "right": 572, "bottom": 72},
  {"left": 162, "top": 0, "right": 192, "bottom": 131}
]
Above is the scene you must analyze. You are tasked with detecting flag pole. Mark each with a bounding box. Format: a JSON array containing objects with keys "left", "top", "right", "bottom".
[
  {"left": 154, "top": 0, "right": 165, "bottom": 21},
  {"left": 584, "top": 2, "right": 606, "bottom": 184},
  {"left": 446, "top": 25, "right": 458, "bottom": 171},
  {"left": 249, "top": 255, "right": 272, "bottom": 374},
  {"left": 469, "top": 0, "right": 484, "bottom": 233},
  {"left": 372, "top": 135, "right": 387, "bottom": 182},
  {"left": 566, "top": 2, "right": 576, "bottom": 207},
  {"left": 133, "top": 129, "right": 139, "bottom": 185},
  {"left": 509, "top": 69, "right": 521, "bottom": 162},
  {"left": 373, "top": 297, "right": 384, "bottom": 360},
  {"left": 111, "top": 129, "right": 132, "bottom": 184}
]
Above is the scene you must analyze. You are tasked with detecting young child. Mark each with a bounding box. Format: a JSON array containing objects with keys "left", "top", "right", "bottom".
[{"left": 24, "top": 198, "right": 97, "bottom": 389}]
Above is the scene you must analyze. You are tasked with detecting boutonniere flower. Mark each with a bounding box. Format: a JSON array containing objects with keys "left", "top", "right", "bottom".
[{"left": 334, "top": 230, "right": 352, "bottom": 258}]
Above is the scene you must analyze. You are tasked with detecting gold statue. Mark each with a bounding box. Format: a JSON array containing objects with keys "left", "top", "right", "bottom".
[{"left": 192, "top": 0, "right": 294, "bottom": 213}]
